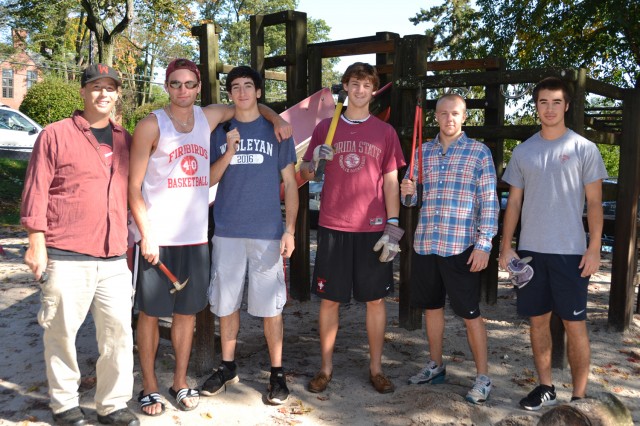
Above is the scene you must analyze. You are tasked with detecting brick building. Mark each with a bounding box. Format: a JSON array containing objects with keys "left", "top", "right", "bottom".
[{"left": 1, "top": 29, "right": 42, "bottom": 109}]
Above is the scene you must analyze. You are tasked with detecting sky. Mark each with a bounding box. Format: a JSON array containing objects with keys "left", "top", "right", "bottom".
[{"left": 296, "top": 0, "right": 439, "bottom": 72}]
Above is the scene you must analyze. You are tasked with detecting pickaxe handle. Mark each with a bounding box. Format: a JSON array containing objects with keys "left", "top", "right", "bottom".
[{"left": 157, "top": 261, "right": 189, "bottom": 294}]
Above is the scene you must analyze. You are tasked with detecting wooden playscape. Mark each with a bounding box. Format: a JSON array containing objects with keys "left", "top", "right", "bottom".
[{"left": 185, "top": 11, "right": 639, "bottom": 374}]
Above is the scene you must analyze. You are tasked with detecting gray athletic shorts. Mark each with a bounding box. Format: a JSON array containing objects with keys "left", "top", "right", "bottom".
[
  {"left": 134, "top": 244, "right": 209, "bottom": 317},
  {"left": 208, "top": 236, "right": 286, "bottom": 318}
]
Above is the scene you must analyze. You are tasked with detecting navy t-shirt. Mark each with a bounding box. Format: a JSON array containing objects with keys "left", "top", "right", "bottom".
[{"left": 210, "top": 116, "right": 296, "bottom": 239}]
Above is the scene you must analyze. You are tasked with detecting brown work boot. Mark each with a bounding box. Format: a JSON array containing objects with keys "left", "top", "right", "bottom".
[
  {"left": 370, "top": 372, "right": 395, "bottom": 394},
  {"left": 308, "top": 371, "right": 332, "bottom": 393}
]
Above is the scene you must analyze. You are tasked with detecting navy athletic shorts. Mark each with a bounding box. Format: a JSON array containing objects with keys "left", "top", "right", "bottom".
[
  {"left": 515, "top": 250, "right": 589, "bottom": 321},
  {"left": 311, "top": 226, "right": 394, "bottom": 303},
  {"left": 410, "top": 246, "right": 481, "bottom": 319}
]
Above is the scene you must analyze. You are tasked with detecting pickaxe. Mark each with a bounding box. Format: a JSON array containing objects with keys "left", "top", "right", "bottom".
[{"left": 157, "top": 261, "right": 189, "bottom": 294}]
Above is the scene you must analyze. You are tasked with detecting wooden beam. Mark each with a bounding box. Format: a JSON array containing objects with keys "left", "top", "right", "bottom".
[
  {"left": 584, "top": 130, "right": 622, "bottom": 146},
  {"left": 396, "top": 68, "right": 579, "bottom": 89},
  {"left": 609, "top": 84, "right": 640, "bottom": 330},
  {"left": 427, "top": 58, "right": 503, "bottom": 72},
  {"left": 317, "top": 39, "right": 396, "bottom": 58},
  {"left": 218, "top": 64, "right": 287, "bottom": 81},
  {"left": 585, "top": 77, "right": 626, "bottom": 100}
]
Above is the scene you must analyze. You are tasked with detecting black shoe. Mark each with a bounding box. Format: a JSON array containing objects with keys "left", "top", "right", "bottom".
[
  {"left": 267, "top": 371, "right": 290, "bottom": 405},
  {"left": 97, "top": 408, "right": 140, "bottom": 426},
  {"left": 519, "top": 384, "right": 558, "bottom": 411},
  {"left": 52, "top": 407, "right": 87, "bottom": 426},
  {"left": 201, "top": 364, "right": 239, "bottom": 396}
]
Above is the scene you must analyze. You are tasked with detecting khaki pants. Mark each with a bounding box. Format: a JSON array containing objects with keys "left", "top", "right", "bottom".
[{"left": 38, "top": 257, "right": 134, "bottom": 416}]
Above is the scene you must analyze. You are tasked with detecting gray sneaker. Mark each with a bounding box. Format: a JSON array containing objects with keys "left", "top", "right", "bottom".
[
  {"left": 465, "top": 375, "right": 492, "bottom": 404},
  {"left": 407, "top": 360, "right": 446, "bottom": 385}
]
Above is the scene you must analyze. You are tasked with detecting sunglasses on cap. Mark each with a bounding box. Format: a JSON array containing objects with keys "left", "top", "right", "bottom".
[{"left": 168, "top": 80, "right": 199, "bottom": 89}]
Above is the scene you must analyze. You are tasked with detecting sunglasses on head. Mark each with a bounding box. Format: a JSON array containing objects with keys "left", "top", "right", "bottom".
[{"left": 168, "top": 80, "right": 199, "bottom": 89}]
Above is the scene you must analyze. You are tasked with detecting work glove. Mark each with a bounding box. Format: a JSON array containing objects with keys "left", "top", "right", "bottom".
[
  {"left": 373, "top": 223, "right": 405, "bottom": 262},
  {"left": 506, "top": 256, "right": 534, "bottom": 289},
  {"left": 313, "top": 144, "right": 334, "bottom": 171}
]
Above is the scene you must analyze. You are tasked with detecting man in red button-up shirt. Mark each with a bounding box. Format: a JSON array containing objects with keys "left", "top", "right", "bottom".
[{"left": 21, "top": 64, "right": 139, "bottom": 426}]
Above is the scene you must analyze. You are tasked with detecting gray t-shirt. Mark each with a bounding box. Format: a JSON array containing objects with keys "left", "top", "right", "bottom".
[{"left": 502, "top": 129, "right": 608, "bottom": 254}]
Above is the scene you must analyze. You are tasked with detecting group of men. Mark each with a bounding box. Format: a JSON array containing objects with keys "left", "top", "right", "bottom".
[{"left": 21, "top": 56, "right": 606, "bottom": 425}]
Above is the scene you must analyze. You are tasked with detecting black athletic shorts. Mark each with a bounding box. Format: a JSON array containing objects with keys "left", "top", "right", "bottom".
[
  {"left": 134, "top": 243, "right": 209, "bottom": 317},
  {"left": 410, "top": 246, "right": 481, "bottom": 319},
  {"left": 515, "top": 250, "right": 589, "bottom": 320},
  {"left": 311, "top": 226, "right": 394, "bottom": 303}
]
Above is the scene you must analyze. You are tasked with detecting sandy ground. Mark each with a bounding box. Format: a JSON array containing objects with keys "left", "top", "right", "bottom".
[{"left": 1, "top": 225, "right": 639, "bottom": 426}]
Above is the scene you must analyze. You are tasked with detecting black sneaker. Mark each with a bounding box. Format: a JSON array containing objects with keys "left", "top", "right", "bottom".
[
  {"left": 519, "top": 384, "right": 558, "bottom": 411},
  {"left": 52, "top": 407, "right": 87, "bottom": 426},
  {"left": 201, "top": 364, "right": 239, "bottom": 396},
  {"left": 97, "top": 408, "right": 140, "bottom": 426},
  {"left": 267, "top": 371, "right": 290, "bottom": 405}
]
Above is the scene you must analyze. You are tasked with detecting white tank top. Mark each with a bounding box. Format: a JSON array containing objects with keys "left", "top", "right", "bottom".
[{"left": 135, "top": 106, "right": 211, "bottom": 245}]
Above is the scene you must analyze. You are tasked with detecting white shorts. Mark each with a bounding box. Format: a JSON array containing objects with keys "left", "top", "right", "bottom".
[{"left": 208, "top": 236, "right": 286, "bottom": 317}]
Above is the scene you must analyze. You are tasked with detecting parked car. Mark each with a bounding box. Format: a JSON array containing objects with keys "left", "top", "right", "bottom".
[{"left": 0, "top": 104, "right": 42, "bottom": 151}]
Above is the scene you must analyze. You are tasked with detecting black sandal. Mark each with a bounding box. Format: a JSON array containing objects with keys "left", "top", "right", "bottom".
[
  {"left": 168, "top": 387, "right": 199, "bottom": 411},
  {"left": 137, "top": 390, "right": 165, "bottom": 416}
]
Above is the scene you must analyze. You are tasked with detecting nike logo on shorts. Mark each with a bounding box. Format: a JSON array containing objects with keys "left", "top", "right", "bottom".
[{"left": 573, "top": 309, "right": 585, "bottom": 316}]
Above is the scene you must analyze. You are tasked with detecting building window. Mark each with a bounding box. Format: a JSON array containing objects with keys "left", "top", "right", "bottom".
[
  {"left": 27, "top": 70, "right": 38, "bottom": 89},
  {"left": 2, "top": 69, "right": 14, "bottom": 98}
]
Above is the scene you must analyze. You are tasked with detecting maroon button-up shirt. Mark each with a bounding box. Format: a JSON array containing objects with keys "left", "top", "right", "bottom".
[{"left": 21, "top": 111, "right": 131, "bottom": 258}]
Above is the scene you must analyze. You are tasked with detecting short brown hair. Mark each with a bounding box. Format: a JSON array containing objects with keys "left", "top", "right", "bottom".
[
  {"left": 532, "top": 77, "right": 572, "bottom": 104},
  {"left": 341, "top": 62, "right": 379, "bottom": 91}
]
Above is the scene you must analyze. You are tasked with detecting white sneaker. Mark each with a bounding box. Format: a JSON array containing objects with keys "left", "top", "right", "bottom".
[
  {"left": 407, "top": 360, "right": 446, "bottom": 384},
  {"left": 465, "top": 375, "right": 492, "bottom": 404}
]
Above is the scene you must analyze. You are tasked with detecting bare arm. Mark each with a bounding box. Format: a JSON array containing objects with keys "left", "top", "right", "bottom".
[
  {"left": 128, "top": 115, "right": 160, "bottom": 265},
  {"left": 581, "top": 179, "right": 603, "bottom": 276},
  {"left": 280, "top": 163, "right": 299, "bottom": 258},
  {"left": 202, "top": 104, "right": 236, "bottom": 130},
  {"left": 210, "top": 128, "right": 240, "bottom": 186},
  {"left": 257, "top": 103, "right": 292, "bottom": 142},
  {"left": 498, "top": 186, "right": 524, "bottom": 270},
  {"left": 382, "top": 170, "right": 400, "bottom": 220}
]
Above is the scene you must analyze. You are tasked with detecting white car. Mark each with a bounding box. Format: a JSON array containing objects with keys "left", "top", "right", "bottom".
[{"left": 0, "top": 104, "right": 42, "bottom": 151}]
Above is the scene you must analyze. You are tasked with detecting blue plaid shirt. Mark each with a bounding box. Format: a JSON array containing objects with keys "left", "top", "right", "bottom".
[{"left": 403, "top": 132, "right": 499, "bottom": 256}]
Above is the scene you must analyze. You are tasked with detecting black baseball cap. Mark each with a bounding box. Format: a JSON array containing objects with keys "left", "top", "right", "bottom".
[{"left": 81, "top": 64, "right": 122, "bottom": 87}]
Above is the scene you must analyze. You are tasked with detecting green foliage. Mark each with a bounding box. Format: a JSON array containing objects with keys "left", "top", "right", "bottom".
[
  {"left": 0, "top": 158, "right": 28, "bottom": 225},
  {"left": 19, "top": 77, "right": 83, "bottom": 127},
  {"left": 123, "top": 101, "right": 166, "bottom": 134},
  {"left": 412, "top": 0, "right": 639, "bottom": 87},
  {"left": 598, "top": 144, "right": 619, "bottom": 178},
  {"left": 201, "top": 0, "right": 339, "bottom": 91}
]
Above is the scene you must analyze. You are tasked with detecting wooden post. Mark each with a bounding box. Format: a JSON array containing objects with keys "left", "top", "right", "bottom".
[
  {"left": 190, "top": 22, "right": 222, "bottom": 376},
  {"left": 307, "top": 44, "right": 322, "bottom": 94},
  {"left": 250, "top": 15, "right": 265, "bottom": 96},
  {"left": 286, "top": 11, "right": 307, "bottom": 106},
  {"left": 480, "top": 57, "right": 505, "bottom": 305},
  {"left": 192, "top": 23, "right": 221, "bottom": 106},
  {"left": 250, "top": 11, "right": 310, "bottom": 300},
  {"left": 609, "top": 82, "right": 640, "bottom": 330},
  {"left": 391, "top": 34, "right": 433, "bottom": 330},
  {"left": 291, "top": 182, "right": 311, "bottom": 301}
]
